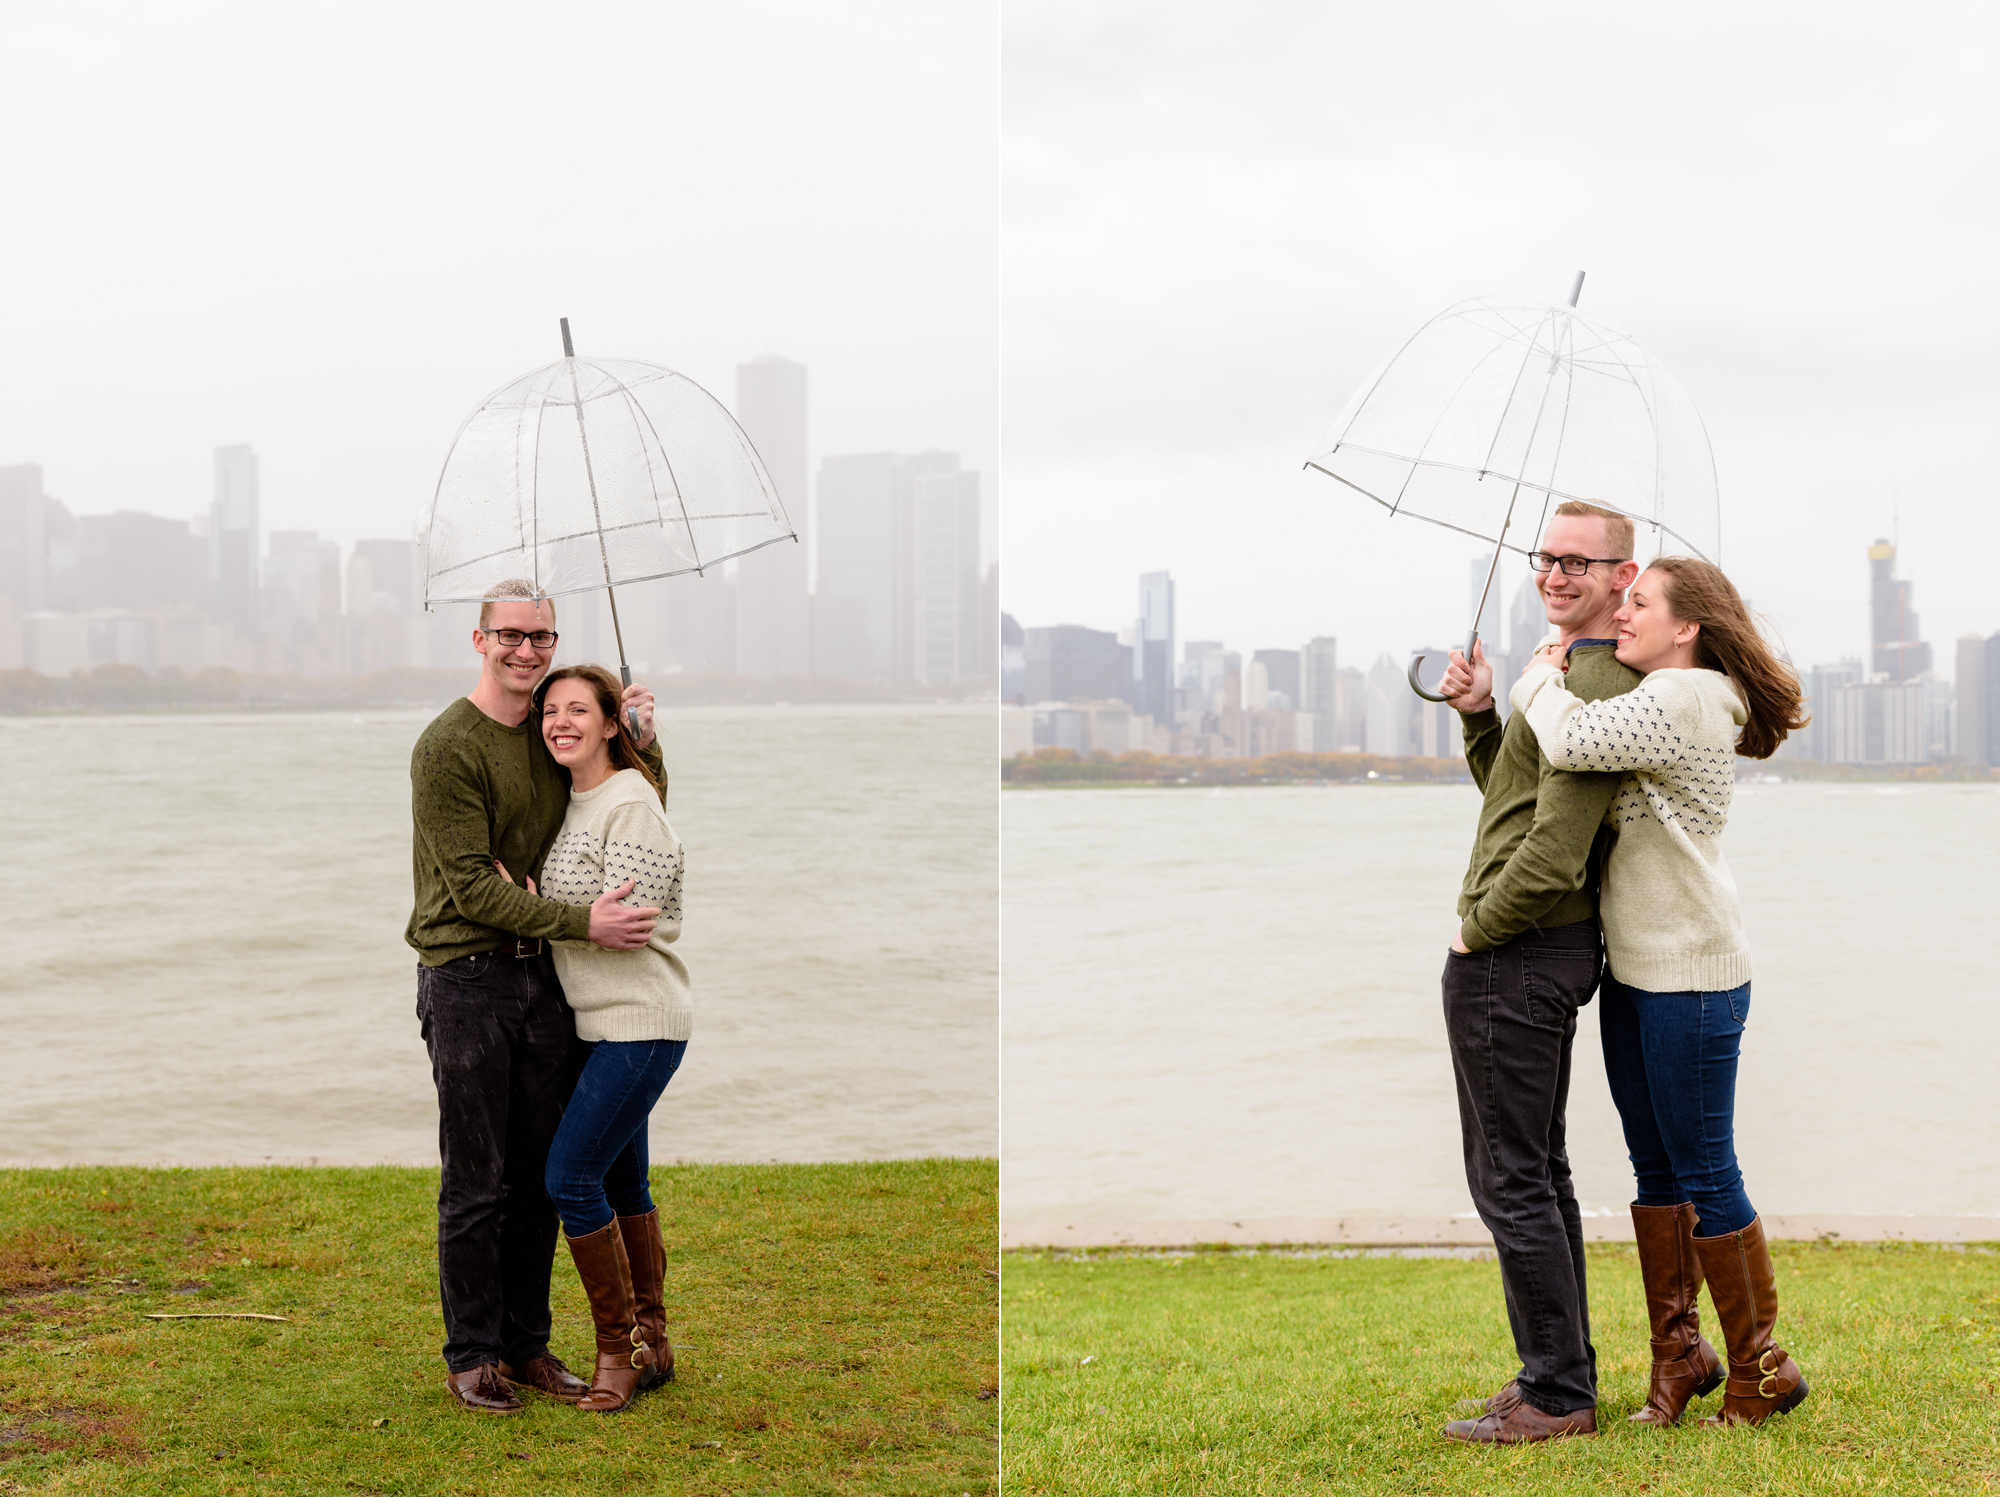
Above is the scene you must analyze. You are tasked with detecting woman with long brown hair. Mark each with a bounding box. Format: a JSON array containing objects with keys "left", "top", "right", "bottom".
[
  {"left": 1511, "top": 556, "right": 1811, "bottom": 1430},
  {"left": 499, "top": 662, "right": 691, "bottom": 1413}
]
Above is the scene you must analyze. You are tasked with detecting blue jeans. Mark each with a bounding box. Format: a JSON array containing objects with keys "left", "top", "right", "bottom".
[
  {"left": 1599, "top": 976, "right": 1757, "bottom": 1237},
  {"left": 545, "top": 1038, "right": 687, "bottom": 1238}
]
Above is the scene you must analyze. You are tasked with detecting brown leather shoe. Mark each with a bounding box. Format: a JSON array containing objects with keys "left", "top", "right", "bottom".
[
  {"left": 445, "top": 1363, "right": 524, "bottom": 1415},
  {"left": 616, "top": 1208, "right": 674, "bottom": 1387},
  {"left": 1628, "top": 1202, "right": 1724, "bottom": 1425},
  {"left": 499, "top": 1352, "right": 590, "bottom": 1402},
  {"left": 565, "top": 1219, "right": 660, "bottom": 1413},
  {"left": 1690, "top": 1216, "right": 1809, "bottom": 1427},
  {"left": 1443, "top": 1382, "right": 1598, "bottom": 1443}
]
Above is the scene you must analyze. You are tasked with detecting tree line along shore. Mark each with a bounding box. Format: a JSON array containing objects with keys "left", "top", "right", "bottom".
[{"left": 1002, "top": 745, "right": 2000, "bottom": 787}]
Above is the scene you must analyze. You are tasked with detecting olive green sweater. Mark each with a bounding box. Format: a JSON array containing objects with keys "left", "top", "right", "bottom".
[
  {"left": 405, "top": 696, "right": 666, "bottom": 967},
  {"left": 1456, "top": 642, "right": 1640, "bottom": 951}
]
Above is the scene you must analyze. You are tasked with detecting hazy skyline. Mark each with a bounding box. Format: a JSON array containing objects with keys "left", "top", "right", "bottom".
[
  {"left": 0, "top": 2, "right": 997, "bottom": 567},
  {"left": 1003, "top": 0, "right": 2000, "bottom": 673}
]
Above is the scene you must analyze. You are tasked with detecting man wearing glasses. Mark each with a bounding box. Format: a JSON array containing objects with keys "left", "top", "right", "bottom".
[
  {"left": 1430, "top": 501, "right": 1641, "bottom": 1443},
  {"left": 407, "top": 578, "right": 665, "bottom": 1414}
]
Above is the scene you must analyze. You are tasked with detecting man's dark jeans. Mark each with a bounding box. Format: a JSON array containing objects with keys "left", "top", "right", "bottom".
[
  {"left": 416, "top": 950, "right": 580, "bottom": 1374},
  {"left": 1442, "top": 919, "right": 1602, "bottom": 1415}
]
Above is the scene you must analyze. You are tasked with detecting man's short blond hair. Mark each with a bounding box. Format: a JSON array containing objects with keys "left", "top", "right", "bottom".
[
  {"left": 1551, "top": 501, "right": 1636, "bottom": 560},
  {"left": 478, "top": 579, "right": 556, "bottom": 630}
]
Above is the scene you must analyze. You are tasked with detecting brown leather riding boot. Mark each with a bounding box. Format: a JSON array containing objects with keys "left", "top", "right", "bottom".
[
  {"left": 1628, "top": 1202, "right": 1723, "bottom": 1425},
  {"left": 615, "top": 1208, "right": 675, "bottom": 1387},
  {"left": 1690, "top": 1216, "right": 1809, "bottom": 1427},
  {"left": 564, "top": 1220, "right": 659, "bottom": 1413}
]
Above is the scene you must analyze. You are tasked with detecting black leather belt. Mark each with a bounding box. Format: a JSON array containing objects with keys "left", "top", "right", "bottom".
[{"left": 495, "top": 938, "right": 546, "bottom": 958}]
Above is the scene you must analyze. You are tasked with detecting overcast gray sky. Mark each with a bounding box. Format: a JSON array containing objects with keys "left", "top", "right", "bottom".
[
  {"left": 1, "top": 0, "right": 997, "bottom": 564},
  {"left": 1003, "top": 0, "right": 2000, "bottom": 674}
]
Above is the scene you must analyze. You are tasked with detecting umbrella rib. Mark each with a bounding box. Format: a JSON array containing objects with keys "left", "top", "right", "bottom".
[
  {"left": 1309, "top": 464, "right": 1535, "bottom": 553},
  {"left": 1477, "top": 307, "right": 1559, "bottom": 479},
  {"left": 1315, "top": 300, "right": 1459, "bottom": 455},
  {"left": 591, "top": 361, "right": 703, "bottom": 573},
  {"left": 426, "top": 530, "right": 800, "bottom": 604},
  {"left": 427, "top": 513, "right": 780, "bottom": 581},
  {"left": 1395, "top": 326, "right": 1530, "bottom": 511}
]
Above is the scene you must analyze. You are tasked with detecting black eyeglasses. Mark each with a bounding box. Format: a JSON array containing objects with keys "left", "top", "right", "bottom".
[
  {"left": 1528, "top": 552, "right": 1629, "bottom": 577},
  {"left": 482, "top": 628, "right": 559, "bottom": 649}
]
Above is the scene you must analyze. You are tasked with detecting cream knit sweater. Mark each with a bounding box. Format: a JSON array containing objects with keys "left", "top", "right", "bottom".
[
  {"left": 1511, "top": 663, "right": 1751, "bottom": 994},
  {"left": 541, "top": 767, "right": 693, "bottom": 1044}
]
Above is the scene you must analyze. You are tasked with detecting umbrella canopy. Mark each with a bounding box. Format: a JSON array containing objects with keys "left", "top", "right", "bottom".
[
  {"left": 418, "top": 350, "right": 795, "bottom": 609},
  {"left": 1306, "top": 294, "right": 1720, "bottom": 565}
]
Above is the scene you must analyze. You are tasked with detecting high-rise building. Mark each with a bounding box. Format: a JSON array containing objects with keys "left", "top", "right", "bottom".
[
  {"left": 913, "top": 465, "right": 982, "bottom": 685},
  {"left": 1960, "top": 636, "right": 1992, "bottom": 764},
  {"left": 1869, "top": 539, "right": 1932, "bottom": 681},
  {"left": 1798, "top": 658, "right": 1859, "bottom": 763},
  {"left": 1365, "top": 654, "right": 1409, "bottom": 756},
  {"left": 76, "top": 511, "right": 204, "bottom": 611},
  {"left": 1000, "top": 612, "right": 1025, "bottom": 702},
  {"left": 348, "top": 539, "right": 420, "bottom": 617},
  {"left": 1136, "top": 572, "right": 1175, "bottom": 726},
  {"left": 816, "top": 451, "right": 981, "bottom": 681},
  {"left": 1251, "top": 648, "right": 1300, "bottom": 710},
  {"left": 1023, "top": 624, "right": 1127, "bottom": 703},
  {"left": 1300, "top": 637, "right": 1340, "bottom": 751},
  {"left": 733, "top": 357, "right": 809, "bottom": 677},
  {"left": 264, "top": 530, "right": 342, "bottom": 623},
  {"left": 210, "top": 444, "right": 260, "bottom": 631},
  {"left": 0, "top": 464, "right": 48, "bottom": 612}
]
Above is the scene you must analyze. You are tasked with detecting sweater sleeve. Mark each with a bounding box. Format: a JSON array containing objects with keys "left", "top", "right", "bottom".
[
  {"left": 1518, "top": 667, "right": 1698, "bottom": 774},
  {"left": 412, "top": 742, "right": 591, "bottom": 943},
  {"left": 1458, "top": 759, "right": 1624, "bottom": 951},
  {"left": 1459, "top": 707, "right": 1504, "bottom": 793},
  {"left": 597, "top": 801, "right": 683, "bottom": 921}
]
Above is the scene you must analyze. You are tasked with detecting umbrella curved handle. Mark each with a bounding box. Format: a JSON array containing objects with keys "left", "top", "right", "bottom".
[{"left": 1407, "top": 654, "right": 1451, "bottom": 704}]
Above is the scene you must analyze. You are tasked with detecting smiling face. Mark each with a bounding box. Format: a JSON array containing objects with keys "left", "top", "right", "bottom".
[
  {"left": 1533, "top": 513, "right": 1639, "bottom": 639},
  {"left": 541, "top": 677, "right": 617, "bottom": 783},
  {"left": 1614, "top": 567, "right": 1702, "bottom": 674},
  {"left": 473, "top": 598, "right": 557, "bottom": 700}
]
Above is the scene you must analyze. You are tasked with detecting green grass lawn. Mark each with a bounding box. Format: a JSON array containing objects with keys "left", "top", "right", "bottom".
[
  {"left": 0, "top": 1160, "right": 996, "bottom": 1495},
  {"left": 1002, "top": 1241, "right": 2000, "bottom": 1495}
]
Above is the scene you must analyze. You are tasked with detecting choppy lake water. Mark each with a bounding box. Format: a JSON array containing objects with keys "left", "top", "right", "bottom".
[
  {"left": 1001, "top": 781, "right": 1999, "bottom": 1223},
  {"left": 0, "top": 704, "right": 996, "bottom": 1166}
]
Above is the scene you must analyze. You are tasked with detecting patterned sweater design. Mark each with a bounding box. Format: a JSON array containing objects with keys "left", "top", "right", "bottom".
[
  {"left": 542, "top": 767, "right": 693, "bottom": 1044},
  {"left": 1512, "top": 663, "right": 1752, "bottom": 994}
]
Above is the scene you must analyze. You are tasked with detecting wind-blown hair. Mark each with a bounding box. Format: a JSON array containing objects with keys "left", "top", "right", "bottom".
[
  {"left": 1648, "top": 556, "right": 1808, "bottom": 760},
  {"left": 534, "top": 663, "right": 660, "bottom": 792}
]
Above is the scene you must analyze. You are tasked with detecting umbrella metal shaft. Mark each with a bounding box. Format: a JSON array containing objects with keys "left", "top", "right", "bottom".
[{"left": 561, "top": 318, "right": 642, "bottom": 740}]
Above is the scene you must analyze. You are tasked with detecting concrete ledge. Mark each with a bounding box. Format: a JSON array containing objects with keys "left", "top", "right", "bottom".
[{"left": 1002, "top": 1215, "right": 2000, "bottom": 1250}]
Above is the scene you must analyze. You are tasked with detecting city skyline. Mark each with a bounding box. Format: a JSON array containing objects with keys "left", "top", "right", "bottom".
[
  {"left": 0, "top": 348, "right": 994, "bottom": 687},
  {"left": 1, "top": 4, "right": 997, "bottom": 574},
  {"left": 1002, "top": 0, "right": 2000, "bottom": 678}
]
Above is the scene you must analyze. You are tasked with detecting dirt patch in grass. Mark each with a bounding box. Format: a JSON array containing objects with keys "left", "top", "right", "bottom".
[
  {"left": 0, "top": 1399, "right": 144, "bottom": 1464},
  {"left": 0, "top": 1228, "right": 103, "bottom": 1295}
]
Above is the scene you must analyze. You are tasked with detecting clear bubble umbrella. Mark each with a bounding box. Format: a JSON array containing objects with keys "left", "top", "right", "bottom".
[
  {"left": 417, "top": 318, "right": 796, "bottom": 716},
  {"left": 1305, "top": 274, "right": 1719, "bottom": 698}
]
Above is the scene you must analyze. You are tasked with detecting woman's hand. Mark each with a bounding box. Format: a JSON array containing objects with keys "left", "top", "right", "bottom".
[
  {"left": 495, "top": 860, "right": 538, "bottom": 897},
  {"left": 1531, "top": 639, "right": 1570, "bottom": 672}
]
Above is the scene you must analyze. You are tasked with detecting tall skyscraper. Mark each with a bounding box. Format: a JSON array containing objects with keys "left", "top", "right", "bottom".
[
  {"left": 1869, "top": 539, "right": 1932, "bottom": 681},
  {"left": 77, "top": 512, "right": 204, "bottom": 611},
  {"left": 1301, "top": 636, "right": 1340, "bottom": 750},
  {"left": 1136, "top": 571, "right": 1175, "bottom": 725},
  {"left": 348, "top": 539, "right": 420, "bottom": 616},
  {"left": 0, "top": 464, "right": 48, "bottom": 613},
  {"left": 210, "top": 444, "right": 260, "bottom": 631},
  {"left": 1251, "top": 648, "right": 1300, "bottom": 710},
  {"left": 733, "top": 357, "right": 809, "bottom": 677},
  {"left": 815, "top": 451, "right": 980, "bottom": 682},
  {"left": 1956, "top": 634, "right": 1989, "bottom": 767},
  {"left": 913, "top": 465, "right": 981, "bottom": 684},
  {"left": 1365, "top": 653, "right": 1409, "bottom": 756}
]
